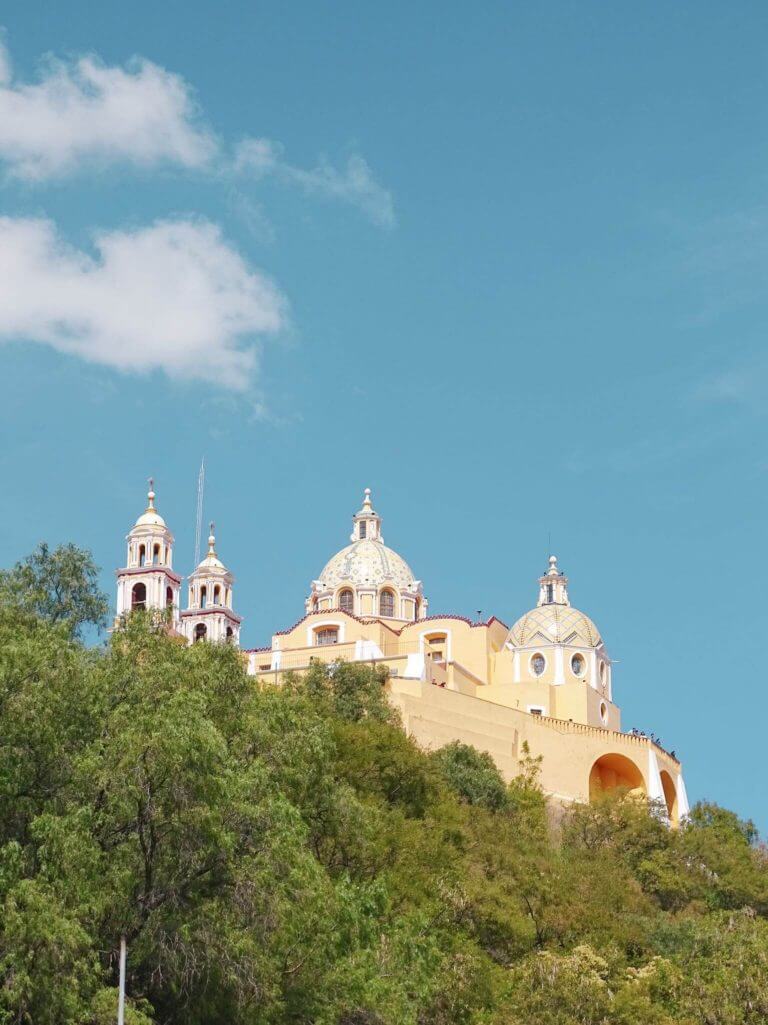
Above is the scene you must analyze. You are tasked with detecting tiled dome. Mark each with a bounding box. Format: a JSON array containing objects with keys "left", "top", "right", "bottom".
[
  {"left": 506, "top": 603, "right": 602, "bottom": 648},
  {"left": 318, "top": 539, "right": 416, "bottom": 591}
]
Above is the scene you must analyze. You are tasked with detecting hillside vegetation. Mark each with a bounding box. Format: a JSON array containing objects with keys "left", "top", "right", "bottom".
[{"left": 0, "top": 544, "right": 766, "bottom": 1024}]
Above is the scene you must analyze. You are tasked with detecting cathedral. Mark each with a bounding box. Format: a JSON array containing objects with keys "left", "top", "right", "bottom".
[{"left": 115, "top": 483, "right": 689, "bottom": 823}]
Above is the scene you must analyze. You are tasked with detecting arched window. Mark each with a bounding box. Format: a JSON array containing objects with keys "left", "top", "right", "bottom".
[
  {"left": 200, "top": 586, "right": 207, "bottom": 609},
  {"left": 425, "top": 633, "right": 447, "bottom": 663},
  {"left": 131, "top": 582, "right": 146, "bottom": 610},
  {"left": 379, "top": 590, "right": 395, "bottom": 617},
  {"left": 153, "top": 543, "right": 161, "bottom": 565},
  {"left": 213, "top": 585, "right": 221, "bottom": 605},
  {"left": 166, "top": 586, "right": 174, "bottom": 609},
  {"left": 194, "top": 623, "right": 207, "bottom": 643},
  {"left": 315, "top": 627, "right": 338, "bottom": 646},
  {"left": 339, "top": 589, "right": 353, "bottom": 613},
  {"left": 138, "top": 545, "right": 146, "bottom": 567},
  {"left": 226, "top": 626, "right": 234, "bottom": 642},
  {"left": 359, "top": 521, "right": 367, "bottom": 539}
]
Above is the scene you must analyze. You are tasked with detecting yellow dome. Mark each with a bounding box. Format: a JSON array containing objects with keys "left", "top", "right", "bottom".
[
  {"left": 318, "top": 539, "right": 416, "bottom": 591},
  {"left": 506, "top": 603, "right": 602, "bottom": 648}
]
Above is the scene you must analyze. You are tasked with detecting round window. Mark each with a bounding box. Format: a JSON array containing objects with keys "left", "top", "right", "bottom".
[
  {"left": 531, "top": 654, "right": 546, "bottom": 676},
  {"left": 600, "top": 701, "right": 607, "bottom": 722},
  {"left": 571, "top": 653, "right": 585, "bottom": 676}
]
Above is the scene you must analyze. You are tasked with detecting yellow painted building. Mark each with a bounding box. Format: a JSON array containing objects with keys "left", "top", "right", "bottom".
[{"left": 116, "top": 484, "right": 688, "bottom": 823}]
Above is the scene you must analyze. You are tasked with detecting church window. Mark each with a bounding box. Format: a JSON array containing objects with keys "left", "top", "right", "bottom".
[
  {"left": 425, "top": 633, "right": 447, "bottom": 663},
  {"left": 339, "top": 589, "right": 354, "bottom": 613},
  {"left": 194, "top": 623, "right": 207, "bottom": 643},
  {"left": 379, "top": 590, "right": 395, "bottom": 617},
  {"left": 571, "top": 653, "right": 585, "bottom": 676},
  {"left": 166, "top": 586, "right": 173, "bottom": 609},
  {"left": 226, "top": 626, "right": 234, "bottom": 642},
  {"left": 546, "top": 583, "right": 554, "bottom": 603},
  {"left": 131, "top": 582, "right": 146, "bottom": 610},
  {"left": 153, "top": 543, "right": 161, "bottom": 565},
  {"left": 213, "top": 585, "right": 221, "bottom": 605},
  {"left": 531, "top": 653, "right": 546, "bottom": 676},
  {"left": 315, "top": 627, "right": 338, "bottom": 646},
  {"left": 139, "top": 545, "right": 146, "bottom": 567},
  {"left": 359, "top": 521, "right": 367, "bottom": 539},
  {"left": 200, "top": 586, "right": 207, "bottom": 609},
  {"left": 600, "top": 701, "right": 607, "bottom": 723}
]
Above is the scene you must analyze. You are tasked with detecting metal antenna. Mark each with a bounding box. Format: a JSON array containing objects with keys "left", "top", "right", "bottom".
[{"left": 193, "top": 458, "right": 205, "bottom": 567}]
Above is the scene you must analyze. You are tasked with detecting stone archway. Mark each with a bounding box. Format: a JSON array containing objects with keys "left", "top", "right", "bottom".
[
  {"left": 589, "top": 753, "right": 645, "bottom": 802},
  {"left": 659, "top": 769, "right": 678, "bottom": 824}
]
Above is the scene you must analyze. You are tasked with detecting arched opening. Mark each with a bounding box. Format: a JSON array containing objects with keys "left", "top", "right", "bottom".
[
  {"left": 200, "top": 586, "right": 207, "bottom": 609},
  {"left": 213, "top": 585, "right": 221, "bottom": 605},
  {"left": 165, "top": 586, "right": 174, "bottom": 609},
  {"left": 339, "top": 589, "right": 353, "bottom": 613},
  {"left": 194, "top": 623, "right": 207, "bottom": 643},
  {"left": 138, "top": 544, "right": 146, "bottom": 567},
  {"left": 314, "top": 626, "right": 338, "bottom": 646},
  {"left": 659, "top": 769, "right": 678, "bottom": 824},
  {"left": 153, "top": 543, "right": 161, "bottom": 565},
  {"left": 131, "top": 582, "right": 146, "bottom": 610},
  {"left": 424, "top": 633, "right": 447, "bottom": 663},
  {"left": 379, "top": 590, "right": 395, "bottom": 618},
  {"left": 226, "top": 626, "right": 234, "bottom": 642},
  {"left": 589, "top": 753, "right": 645, "bottom": 803}
]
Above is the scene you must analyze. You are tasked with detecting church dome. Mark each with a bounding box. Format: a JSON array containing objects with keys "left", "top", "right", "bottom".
[
  {"left": 318, "top": 538, "right": 416, "bottom": 591},
  {"left": 505, "top": 555, "right": 603, "bottom": 649},
  {"left": 131, "top": 481, "right": 167, "bottom": 531},
  {"left": 307, "top": 489, "right": 427, "bottom": 621},
  {"left": 507, "top": 603, "right": 602, "bottom": 648}
]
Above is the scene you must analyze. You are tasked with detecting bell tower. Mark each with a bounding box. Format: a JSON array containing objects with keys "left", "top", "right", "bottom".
[
  {"left": 180, "top": 522, "right": 242, "bottom": 645},
  {"left": 115, "top": 480, "right": 182, "bottom": 626}
]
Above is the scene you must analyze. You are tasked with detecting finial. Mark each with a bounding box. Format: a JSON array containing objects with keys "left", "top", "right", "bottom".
[
  {"left": 147, "top": 477, "right": 156, "bottom": 510},
  {"left": 208, "top": 521, "right": 216, "bottom": 555},
  {"left": 363, "top": 487, "right": 372, "bottom": 511},
  {"left": 547, "top": 554, "right": 559, "bottom": 575}
]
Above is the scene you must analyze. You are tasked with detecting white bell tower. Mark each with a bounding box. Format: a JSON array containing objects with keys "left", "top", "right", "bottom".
[
  {"left": 115, "top": 479, "right": 182, "bottom": 626},
  {"left": 180, "top": 522, "right": 242, "bottom": 645}
]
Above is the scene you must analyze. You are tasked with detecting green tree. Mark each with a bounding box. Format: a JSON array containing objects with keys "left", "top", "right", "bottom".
[{"left": 0, "top": 542, "right": 108, "bottom": 637}]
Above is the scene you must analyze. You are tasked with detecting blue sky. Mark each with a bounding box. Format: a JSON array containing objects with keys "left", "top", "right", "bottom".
[{"left": 1, "top": 2, "right": 766, "bottom": 828}]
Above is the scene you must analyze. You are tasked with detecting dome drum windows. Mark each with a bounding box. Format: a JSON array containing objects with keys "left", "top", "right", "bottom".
[
  {"left": 571, "top": 653, "right": 586, "bottom": 677},
  {"left": 379, "top": 589, "right": 395, "bottom": 618},
  {"left": 339, "top": 589, "right": 354, "bottom": 613},
  {"left": 530, "top": 653, "right": 546, "bottom": 677}
]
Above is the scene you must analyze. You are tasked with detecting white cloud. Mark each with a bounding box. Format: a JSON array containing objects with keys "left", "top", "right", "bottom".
[
  {"left": 0, "top": 216, "right": 287, "bottom": 389},
  {"left": 234, "top": 137, "right": 395, "bottom": 228},
  {"left": 0, "top": 39, "right": 215, "bottom": 180}
]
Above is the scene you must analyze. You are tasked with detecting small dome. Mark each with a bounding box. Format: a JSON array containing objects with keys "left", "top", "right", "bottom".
[
  {"left": 318, "top": 539, "right": 416, "bottom": 591},
  {"left": 192, "top": 523, "right": 230, "bottom": 576},
  {"left": 506, "top": 603, "right": 602, "bottom": 648},
  {"left": 131, "top": 481, "right": 167, "bottom": 530}
]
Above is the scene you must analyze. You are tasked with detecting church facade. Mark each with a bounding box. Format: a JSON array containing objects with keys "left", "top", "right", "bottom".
[{"left": 115, "top": 484, "right": 689, "bottom": 823}]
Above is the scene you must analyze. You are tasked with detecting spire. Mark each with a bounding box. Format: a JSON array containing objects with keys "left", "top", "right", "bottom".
[
  {"left": 351, "top": 486, "right": 383, "bottom": 543},
  {"left": 207, "top": 521, "right": 216, "bottom": 557},
  {"left": 537, "top": 555, "right": 570, "bottom": 607},
  {"left": 146, "top": 477, "right": 156, "bottom": 512}
]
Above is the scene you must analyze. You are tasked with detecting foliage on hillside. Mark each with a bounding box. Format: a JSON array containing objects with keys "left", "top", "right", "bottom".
[{"left": 0, "top": 545, "right": 766, "bottom": 1023}]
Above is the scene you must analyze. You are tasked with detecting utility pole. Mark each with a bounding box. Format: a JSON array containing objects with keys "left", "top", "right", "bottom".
[{"left": 117, "top": 936, "right": 126, "bottom": 1025}]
